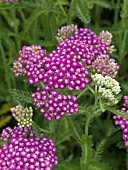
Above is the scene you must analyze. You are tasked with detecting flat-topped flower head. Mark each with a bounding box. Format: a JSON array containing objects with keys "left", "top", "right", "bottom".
[
  {"left": 113, "top": 96, "right": 128, "bottom": 146},
  {"left": 55, "top": 24, "right": 77, "bottom": 43},
  {"left": 57, "top": 27, "right": 111, "bottom": 67},
  {"left": 12, "top": 45, "right": 47, "bottom": 85},
  {"left": 91, "top": 73, "right": 121, "bottom": 104},
  {"left": 0, "top": 126, "right": 57, "bottom": 169},
  {"left": 90, "top": 54, "right": 119, "bottom": 78},
  {"left": 44, "top": 49, "right": 90, "bottom": 91},
  {"left": 32, "top": 87, "right": 79, "bottom": 121},
  {"left": 11, "top": 105, "right": 33, "bottom": 128}
]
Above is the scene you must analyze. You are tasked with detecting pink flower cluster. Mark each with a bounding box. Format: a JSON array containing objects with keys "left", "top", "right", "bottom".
[
  {"left": 32, "top": 87, "right": 79, "bottom": 121},
  {"left": 12, "top": 25, "right": 119, "bottom": 121},
  {"left": 113, "top": 96, "right": 128, "bottom": 146},
  {"left": 12, "top": 45, "right": 47, "bottom": 85},
  {"left": 57, "top": 28, "right": 109, "bottom": 66},
  {"left": 45, "top": 49, "right": 90, "bottom": 90},
  {"left": 0, "top": 126, "right": 57, "bottom": 170}
]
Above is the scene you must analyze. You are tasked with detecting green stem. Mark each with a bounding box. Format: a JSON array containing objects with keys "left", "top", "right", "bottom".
[
  {"left": 77, "top": 87, "right": 88, "bottom": 99},
  {"left": 81, "top": 139, "right": 88, "bottom": 170},
  {"left": 40, "top": 128, "right": 53, "bottom": 134},
  {"left": 87, "top": 85, "right": 95, "bottom": 94},
  {"left": 119, "top": 31, "right": 127, "bottom": 64},
  {"left": 81, "top": 96, "right": 99, "bottom": 169},
  {"left": 114, "top": 0, "right": 120, "bottom": 25},
  {"left": 93, "top": 96, "right": 99, "bottom": 112},
  {"left": 64, "top": 117, "right": 68, "bottom": 131},
  {"left": 11, "top": 9, "right": 21, "bottom": 50},
  {"left": 85, "top": 115, "right": 91, "bottom": 136}
]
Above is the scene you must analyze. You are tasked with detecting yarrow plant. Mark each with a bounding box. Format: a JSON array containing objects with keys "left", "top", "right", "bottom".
[{"left": 1, "top": 24, "right": 127, "bottom": 169}]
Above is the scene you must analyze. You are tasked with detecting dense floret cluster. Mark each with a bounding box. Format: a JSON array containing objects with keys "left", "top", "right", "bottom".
[
  {"left": 12, "top": 45, "right": 47, "bottom": 85},
  {"left": 0, "top": 126, "right": 57, "bottom": 170},
  {"left": 90, "top": 54, "right": 119, "bottom": 78},
  {"left": 91, "top": 73, "right": 121, "bottom": 104},
  {"left": 57, "top": 28, "right": 110, "bottom": 66},
  {"left": 11, "top": 105, "right": 33, "bottom": 128},
  {"left": 45, "top": 49, "right": 90, "bottom": 90},
  {"left": 32, "top": 87, "right": 79, "bottom": 121},
  {"left": 12, "top": 25, "right": 119, "bottom": 121},
  {"left": 113, "top": 96, "right": 128, "bottom": 146}
]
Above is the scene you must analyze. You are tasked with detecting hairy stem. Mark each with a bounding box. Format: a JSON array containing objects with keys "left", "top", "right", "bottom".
[
  {"left": 119, "top": 30, "right": 127, "bottom": 64},
  {"left": 40, "top": 128, "right": 53, "bottom": 134},
  {"left": 77, "top": 87, "right": 88, "bottom": 99}
]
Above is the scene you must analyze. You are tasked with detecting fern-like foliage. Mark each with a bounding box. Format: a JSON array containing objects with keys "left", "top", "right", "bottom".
[
  {"left": 9, "top": 89, "right": 33, "bottom": 105},
  {"left": 67, "top": 116, "right": 83, "bottom": 143},
  {"left": 106, "top": 107, "right": 128, "bottom": 118},
  {"left": 87, "top": 161, "right": 113, "bottom": 170},
  {"left": 82, "top": 0, "right": 94, "bottom": 9},
  {"left": 93, "top": 139, "right": 107, "bottom": 162},
  {"left": 72, "top": 0, "right": 91, "bottom": 23}
]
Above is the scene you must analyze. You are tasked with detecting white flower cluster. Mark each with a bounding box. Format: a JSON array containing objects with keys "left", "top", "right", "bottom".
[
  {"left": 11, "top": 105, "right": 33, "bottom": 128},
  {"left": 91, "top": 73, "right": 121, "bottom": 104}
]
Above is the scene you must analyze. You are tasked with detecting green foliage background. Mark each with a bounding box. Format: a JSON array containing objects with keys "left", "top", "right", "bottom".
[{"left": 0, "top": 0, "right": 128, "bottom": 169}]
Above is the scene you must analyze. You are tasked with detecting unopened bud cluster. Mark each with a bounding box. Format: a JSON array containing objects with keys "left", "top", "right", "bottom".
[
  {"left": 0, "top": 126, "right": 57, "bottom": 169},
  {"left": 99, "top": 30, "right": 116, "bottom": 53},
  {"left": 11, "top": 105, "right": 33, "bottom": 128},
  {"left": 91, "top": 73, "right": 121, "bottom": 104},
  {"left": 113, "top": 96, "right": 128, "bottom": 146},
  {"left": 55, "top": 24, "right": 77, "bottom": 43},
  {"left": 100, "top": 31, "right": 112, "bottom": 44},
  {"left": 91, "top": 54, "right": 119, "bottom": 78}
]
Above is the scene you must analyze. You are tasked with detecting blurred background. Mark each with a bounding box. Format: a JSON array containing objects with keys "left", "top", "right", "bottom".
[{"left": 0, "top": 0, "right": 128, "bottom": 169}]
